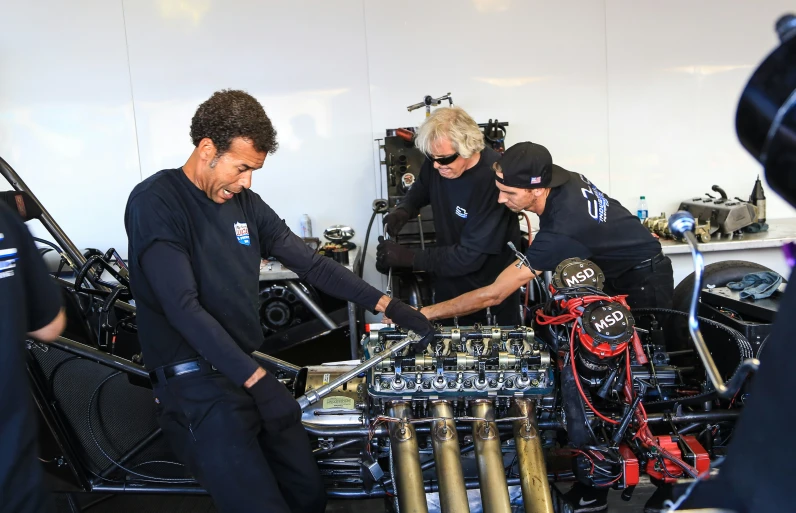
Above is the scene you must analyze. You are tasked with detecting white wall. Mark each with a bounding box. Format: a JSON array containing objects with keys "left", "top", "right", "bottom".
[
  {"left": 1, "top": 0, "right": 794, "bottom": 289},
  {"left": 605, "top": 0, "right": 794, "bottom": 220},
  {"left": 0, "top": 0, "right": 140, "bottom": 251},
  {"left": 365, "top": 0, "right": 612, "bottom": 194}
]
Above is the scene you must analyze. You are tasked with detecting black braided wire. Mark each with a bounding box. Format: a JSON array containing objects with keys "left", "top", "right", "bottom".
[{"left": 633, "top": 307, "right": 753, "bottom": 408}]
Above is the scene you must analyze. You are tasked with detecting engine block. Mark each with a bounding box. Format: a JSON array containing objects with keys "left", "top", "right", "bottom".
[{"left": 365, "top": 326, "right": 553, "bottom": 399}]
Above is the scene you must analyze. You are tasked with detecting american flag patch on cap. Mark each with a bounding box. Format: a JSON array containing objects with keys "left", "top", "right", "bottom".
[{"left": 530, "top": 176, "right": 542, "bottom": 184}]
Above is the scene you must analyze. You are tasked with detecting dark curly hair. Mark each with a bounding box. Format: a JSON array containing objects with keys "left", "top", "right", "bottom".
[{"left": 190, "top": 89, "right": 278, "bottom": 156}]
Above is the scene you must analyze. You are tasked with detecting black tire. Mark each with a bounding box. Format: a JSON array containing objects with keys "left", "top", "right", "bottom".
[
  {"left": 666, "top": 260, "right": 778, "bottom": 356},
  {"left": 672, "top": 260, "right": 782, "bottom": 312}
]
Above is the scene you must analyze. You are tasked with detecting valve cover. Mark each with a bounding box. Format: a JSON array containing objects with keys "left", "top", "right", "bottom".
[{"left": 365, "top": 326, "right": 553, "bottom": 400}]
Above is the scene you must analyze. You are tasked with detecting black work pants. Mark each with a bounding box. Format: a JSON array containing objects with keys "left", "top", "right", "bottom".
[
  {"left": 603, "top": 255, "right": 674, "bottom": 310},
  {"left": 153, "top": 370, "right": 326, "bottom": 513}
]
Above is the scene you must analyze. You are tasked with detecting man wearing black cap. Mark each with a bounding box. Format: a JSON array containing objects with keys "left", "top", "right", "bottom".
[
  {"left": 416, "top": 141, "right": 673, "bottom": 512},
  {"left": 419, "top": 141, "right": 672, "bottom": 322}
]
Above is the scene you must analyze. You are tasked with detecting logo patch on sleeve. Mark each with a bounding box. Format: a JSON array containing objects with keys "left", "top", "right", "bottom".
[
  {"left": 0, "top": 252, "right": 17, "bottom": 280},
  {"left": 234, "top": 222, "right": 250, "bottom": 246}
]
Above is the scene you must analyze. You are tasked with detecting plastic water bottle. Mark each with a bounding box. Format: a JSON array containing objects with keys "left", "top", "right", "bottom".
[
  {"left": 300, "top": 214, "right": 313, "bottom": 238},
  {"left": 637, "top": 196, "right": 648, "bottom": 221}
]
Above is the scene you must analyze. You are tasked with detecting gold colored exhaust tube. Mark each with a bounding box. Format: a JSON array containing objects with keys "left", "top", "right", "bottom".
[
  {"left": 511, "top": 399, "right": 554, "bottom": 513},
  {"left": 471, "top": 400, "right": 512, "bottom": 513},
  {"left": 430, "top": 401, "right": 470, "bottom": 513},
  {"left": 388, "top": 401, "right": 429, "bottom": 513}
]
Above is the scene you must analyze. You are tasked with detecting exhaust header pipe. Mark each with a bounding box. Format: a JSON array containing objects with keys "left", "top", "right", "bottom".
[
  {"left": 471, "top": 400, "right": 512, "bottom": 513},
  {"left": 512, "top": 399, "right": 554, "bottom": 513},
  {"left": 388, "top": 401, "right": 428, "bottom": 513},
  {"left": 430, "top": 401, "right": 470, "bottom": 513}
]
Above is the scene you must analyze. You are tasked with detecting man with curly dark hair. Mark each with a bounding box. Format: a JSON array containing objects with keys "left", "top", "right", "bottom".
[
  {"left": 190, "top": 89, "right": 279, "bottom": 164},
  {"left": 124, "top": 90, "right": 433, "bottom": 513}
]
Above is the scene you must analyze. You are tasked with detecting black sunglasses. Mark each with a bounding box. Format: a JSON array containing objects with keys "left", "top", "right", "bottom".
[{"left": 428, "top": 152, "right": 460, "bottom": 166}]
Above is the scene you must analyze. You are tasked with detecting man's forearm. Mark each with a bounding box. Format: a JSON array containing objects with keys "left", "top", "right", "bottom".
[
  {"left": 421, "top": 286, "right": 501, "bottom": 321},
  {"left": 421, "top": 259, "right": 536, "bottom": 321}
]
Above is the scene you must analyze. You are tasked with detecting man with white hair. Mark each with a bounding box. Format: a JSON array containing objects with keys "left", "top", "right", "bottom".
[{"left": 377, "top": 106, "right": 521, "bottom": 326}]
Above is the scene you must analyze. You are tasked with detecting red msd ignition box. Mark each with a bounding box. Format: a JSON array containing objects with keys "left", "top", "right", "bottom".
[{"left": 646, "top": 436, "right": 710, "bottom": 483}]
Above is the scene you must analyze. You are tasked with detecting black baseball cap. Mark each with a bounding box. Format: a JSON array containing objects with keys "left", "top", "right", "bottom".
[{"left": 494, "top": 142, "right": 570, "bottom": 189}]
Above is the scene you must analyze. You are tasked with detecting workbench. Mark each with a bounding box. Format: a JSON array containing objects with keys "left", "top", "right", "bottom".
[
  {"left": 660, "top": 218, "right": 796, "bottom": 285},
  {"left": 259, "top": 248, "right": 361, "bottom": 358}
]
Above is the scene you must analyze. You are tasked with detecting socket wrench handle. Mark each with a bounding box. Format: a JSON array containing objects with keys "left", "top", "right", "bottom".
[{"left": 296, "top": 332, "right": 417, "bottom": 410}]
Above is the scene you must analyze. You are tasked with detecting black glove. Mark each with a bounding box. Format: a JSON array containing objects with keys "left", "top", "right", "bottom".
[
  {"left": 247, "top": 370, "right": 301, "bottom": 433},
  {"left": 385, "top": 298, "right": 435, "bottom": 354},
  {"left": 0, "top": 191, "right": 42, "bottom": 222},
  {"left": 384, "top": 208, "right": 411, "bottom": 238},
  {"left": 376, "top": 236, "right": 416, "bottom": 273}
]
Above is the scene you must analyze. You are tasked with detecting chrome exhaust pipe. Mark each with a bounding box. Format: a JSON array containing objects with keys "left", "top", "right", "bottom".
[
  {"left": 388, "top": 401, "right": 429, "bottom": 513},
  {"left": 512, "top": 399, "right": 554, "bottom": 513},
  {"left": 430, "top": 400, "right": 470, "bottom": 513},
  {"left": 471, "top": 400, "right": 512, "bottom": 513}
]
